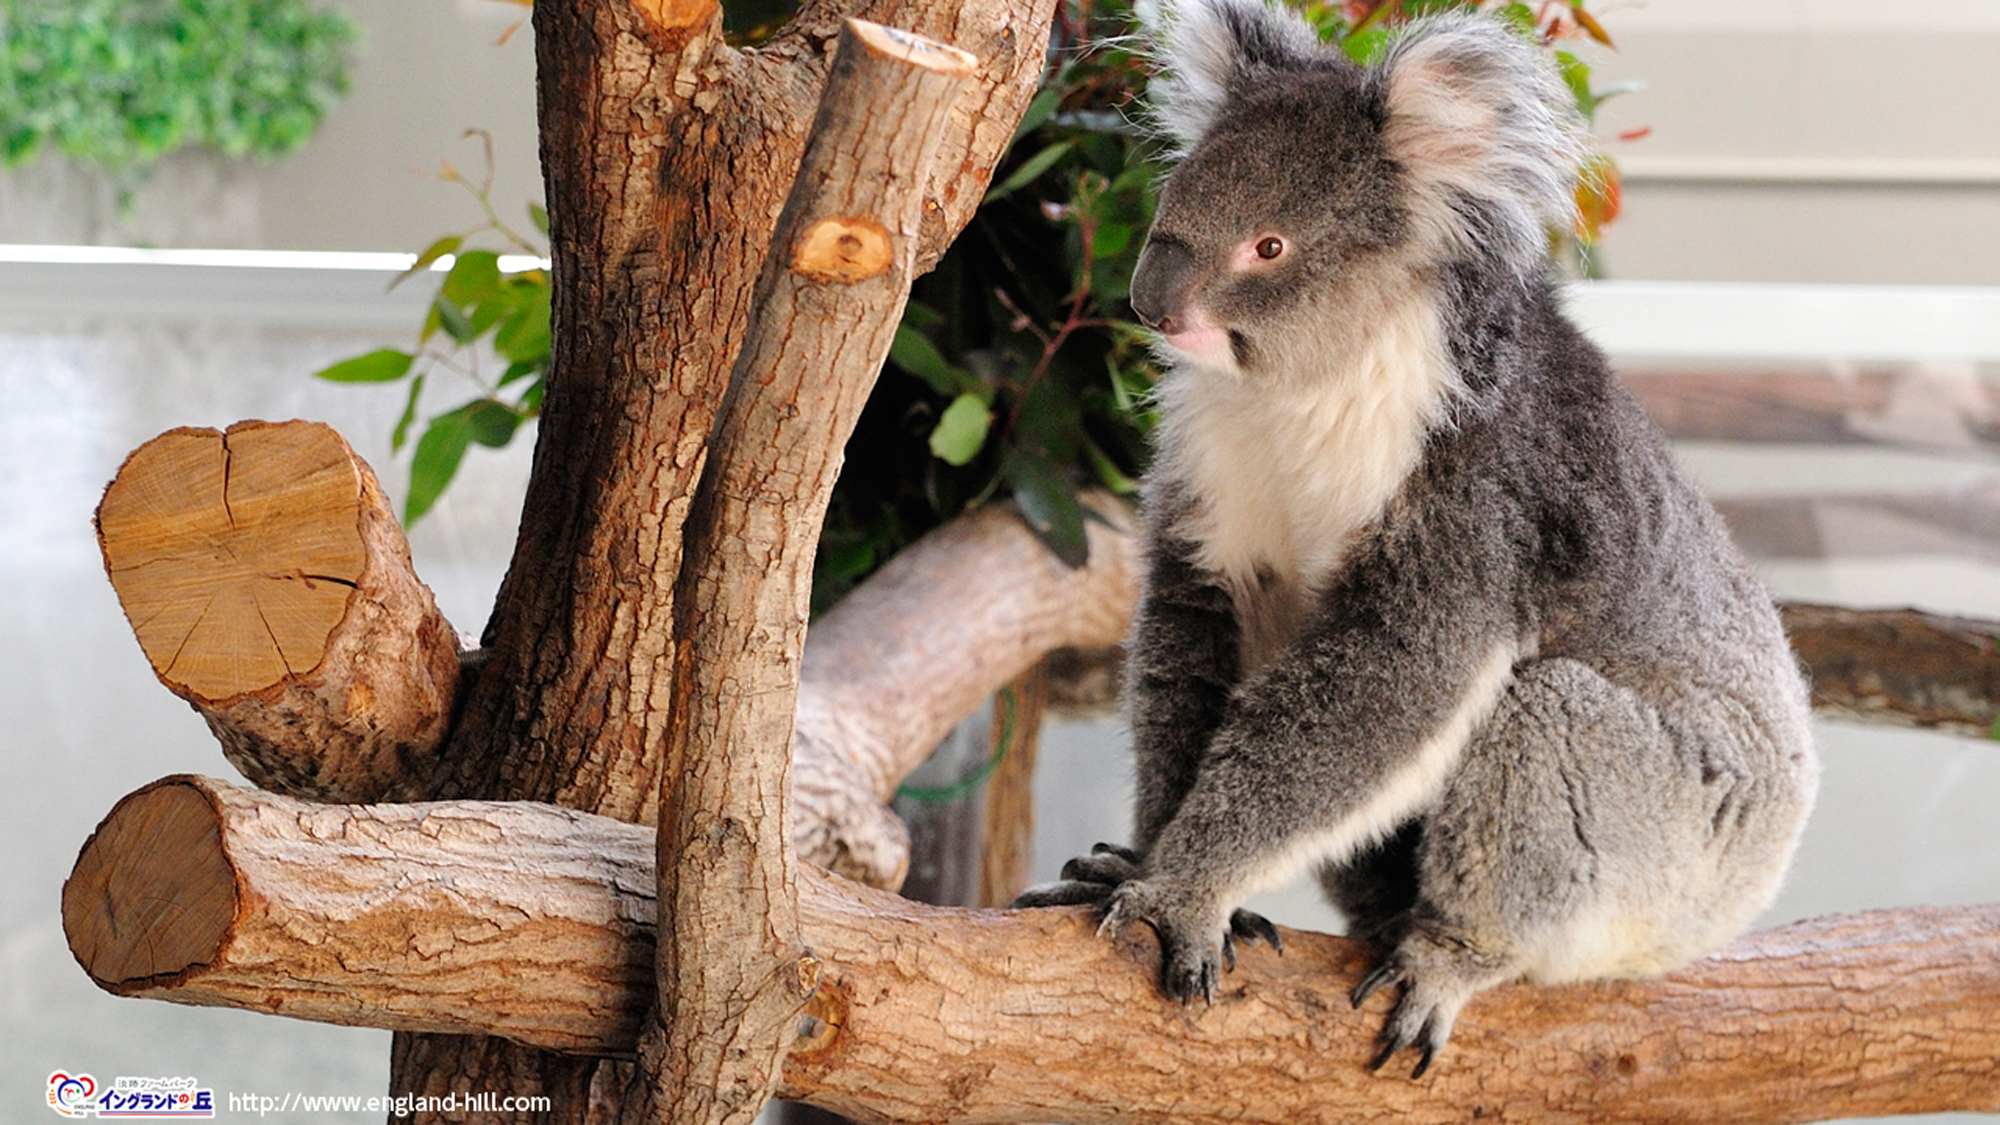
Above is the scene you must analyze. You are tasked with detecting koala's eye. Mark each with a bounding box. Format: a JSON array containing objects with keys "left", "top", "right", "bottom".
[{"left": 1255, "top": 236, "right": 1285, "bottom": 261}]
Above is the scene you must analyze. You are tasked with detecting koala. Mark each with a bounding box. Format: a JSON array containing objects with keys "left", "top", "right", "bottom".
[{"left": 1013, "top": 0, "right": 1820, "bottom": 1077}]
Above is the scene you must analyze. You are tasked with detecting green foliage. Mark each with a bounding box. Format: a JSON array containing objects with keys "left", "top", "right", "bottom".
[
  {"left": 320, "top": 0, "right": 1627, "bottom": 606},
  {"left": 0, "top": 0, "right": 356, "bottom": 176},
  {"left": 313, "top": 133, "right": 547, "bottom": 525}
]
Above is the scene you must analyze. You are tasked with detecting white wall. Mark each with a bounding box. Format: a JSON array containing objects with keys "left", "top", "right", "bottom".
[{"left": 1586, "top": 4, "right": 2000, "bottom": 284}]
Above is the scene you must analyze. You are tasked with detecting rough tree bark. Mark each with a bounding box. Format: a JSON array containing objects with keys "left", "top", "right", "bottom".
[
  {"left": 66, "top": 0, "right": 2000, "bottom": 1117},
  {"left": 636, "top": 21, "right": 974, "bottom": 1123},
  {"left": 1780, "top": 602, "right": 2000, "bottom": 736},
  {"left": 66, "top": 776, "right": 2000, "bottom": 1125}
]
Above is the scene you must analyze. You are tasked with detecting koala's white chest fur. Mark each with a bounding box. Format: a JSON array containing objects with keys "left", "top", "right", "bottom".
[{"left": 1154, "top": 294, "right": 1452, "bottom": 670}]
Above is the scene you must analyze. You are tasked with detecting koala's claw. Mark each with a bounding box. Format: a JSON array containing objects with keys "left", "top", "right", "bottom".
[
  {"left": 1349, "top": 958, "right": 1403, "bottom": 1009},
  {"left": 1230, "top": 908, "right": 1282, "bottom": 954},
  {"left": 1012, "top": 844, "right": 1148, "bottom": 910},
  {"left": 1090, "top": 841, "right": 1143, "bottom": 864},
  {"left": 1059, "top": 850, "right": 1141, "bottom": 886},
  {"left": 1367, "top": 1018, "right": 1440, "bottom": 1080},
  {"left": 1010, "top": 878, "right": 1117, "bottom": 909}
]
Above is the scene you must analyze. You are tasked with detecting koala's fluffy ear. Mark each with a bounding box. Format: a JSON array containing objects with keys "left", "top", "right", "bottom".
[
  {"left": 1378, "top": 14, "right": 1589, "bottom": 273},
  {"left": 1144, "top": 0, "right": 1319, "bottom": 151}
]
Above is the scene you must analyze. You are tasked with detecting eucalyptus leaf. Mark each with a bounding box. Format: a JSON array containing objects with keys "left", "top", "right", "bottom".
[
  {"left": 1083, "top": 436, "right": 1140, "bottom": 496},
  {"left": 441, "top": 250, "right": 503, "bottom": 306},
  {"left": 1004, "top": 452, "right": 1089, "bottom": 568},
  {"left": 929, "top": 394, "right": 993, "bottom": 466},
  {"left": 314, "top": 348, "right": 412, "bottom": 383},
  {"left": 495, "top": 281, "right": 552, "bottom": 364},
  {"left": 433, "top": 295, "right": 476, "bottom": 343},
  {"left": 394, "top": 235, "right": 461, "bottom": 291},
  {"left": 984, "top": 140, "right": 1075, "bottom": 204},
  {"left": 406, "top": 406, "right": 475, "bottom": 524},
  {"left": 464, "top": 399, "right": 521, "bottom": 447},
  {"left": 1011, "top": 87, "right": 1062, "bottom": 143},
  {"left": 391, "top": 374, "right": 425, "bottom": 452},
  {"left": 889, "top": 325, "right": 978, "bottom": 397}
]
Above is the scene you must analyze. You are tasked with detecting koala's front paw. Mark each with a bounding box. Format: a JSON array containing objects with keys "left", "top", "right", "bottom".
[
  {"left": 1100, "top": 880, "right": 1276, "bottom": 1004},
  {"left": 1010, "top": 842, "right": 1141, "bottom": 909}
]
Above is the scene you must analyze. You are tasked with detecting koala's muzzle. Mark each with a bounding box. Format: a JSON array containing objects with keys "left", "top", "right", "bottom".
[{"left": 1130, "top": 239, "right": 1199, "bottom": 336}]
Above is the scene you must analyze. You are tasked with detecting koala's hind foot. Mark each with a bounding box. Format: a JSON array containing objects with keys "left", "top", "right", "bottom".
[
  {"left": 1349, "top": 922, "right": 1510, "bottom": 1079},
  {"left": 1011, "top": 842, "right": 1281, "bottom": 995}
]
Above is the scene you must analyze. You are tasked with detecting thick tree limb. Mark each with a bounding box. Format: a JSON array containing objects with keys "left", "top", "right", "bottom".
[
  {"left": 67, "top": 777, "right": 2000, "bottom": 1125},
  {"left": 642, "top": 21, "right": 976, "bottom": 1125},
  {"left": 794, "top": 496, "right": 1136, "bottom": 888},
  {"left": 65, "top": 776, "right": 654, "bottom": 1054},
  {"left": 390, "top": 0, "right": 1056, "bottom": 1100},
  {"left": 94, "top": 421, "right": 459, "bottom": 802}
]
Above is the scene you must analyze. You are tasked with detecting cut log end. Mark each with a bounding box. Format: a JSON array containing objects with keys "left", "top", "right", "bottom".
[
  {"left": 844, "top": 20, "right": 979, "bottom": 75},
  {"left": 97, "top": 421, "right": 365, "bottom": 703},
  {"left": 96, "top": 419, "right": 460, "bottom": 803},
  {"left": 63, "top": 779, "right": 236, "bottom": 992}
]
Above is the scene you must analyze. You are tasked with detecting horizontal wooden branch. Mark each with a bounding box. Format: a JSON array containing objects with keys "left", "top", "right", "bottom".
[
  {"left": 1626, "top": 367, "right": 2000, "bottom": 452},
  {"left": 67, "top": 776, "right": 2000, "bottom": 1124},
  {"left": 1782, "top": 602, "right": 2000, "bottom": 737},
  {"left": 93, "top": 418, "right": 1132, "bottom": 888},
  {"left": 1040, "top": 598, "right": 2000, "bottom": 742}
]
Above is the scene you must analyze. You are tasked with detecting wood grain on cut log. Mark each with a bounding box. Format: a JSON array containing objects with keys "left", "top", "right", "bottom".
[
  {"left": 68, "top": 777, "right": 2000, "bottom": 1125},
  {"left": 793, "top": 498, "right": 1135, "bottom": 888},
  {"left": 95, "top": 421, "right": 458, "bottom": 802},
  {"left": 646, "top": 21, "right": 977, "bottom": 1125}
]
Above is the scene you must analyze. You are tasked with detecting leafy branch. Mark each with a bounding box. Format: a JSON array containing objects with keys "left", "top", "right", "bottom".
[{"left": 314, "top": 131, "right": 548, "bottom": 524}]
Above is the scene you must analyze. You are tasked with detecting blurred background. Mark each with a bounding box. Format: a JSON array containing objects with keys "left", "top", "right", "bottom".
[{"left": 3, "top": 0, "right": 1998, "bottom": 1121}]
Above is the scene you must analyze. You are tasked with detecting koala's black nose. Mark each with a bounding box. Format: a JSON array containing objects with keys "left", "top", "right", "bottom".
[{"left": 1131, "top": 238, "right": 1197, "bottom": 334}]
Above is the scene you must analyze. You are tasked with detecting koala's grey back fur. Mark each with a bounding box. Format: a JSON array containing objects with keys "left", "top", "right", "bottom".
[{"left": 1016, "top": 0, "right": 1818, "bottom": 1075}]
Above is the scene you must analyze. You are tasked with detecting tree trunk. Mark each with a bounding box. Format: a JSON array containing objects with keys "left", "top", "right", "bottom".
[
  {"left": 68, "top": 775, "right": 2000, "bottom": 1125},
  {"left": 387, "top": 0, "right": 1060, "bottom": 1114}
]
